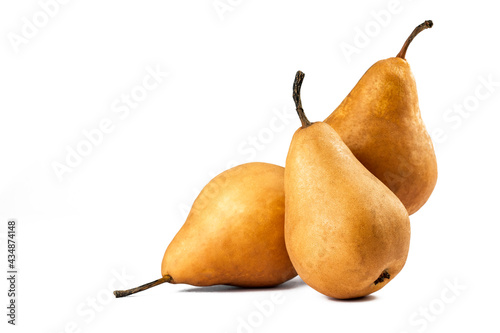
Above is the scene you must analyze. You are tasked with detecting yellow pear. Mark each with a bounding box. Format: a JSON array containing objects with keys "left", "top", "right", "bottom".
[
  {"left": 325, "top": 21, "right": 437, "bottom": 215},
  {"left": 115, "top": 162, "right": 296, "bottom": 297},
  {"left": 285, "top": 71, "right": 410, "bottom": 299}
]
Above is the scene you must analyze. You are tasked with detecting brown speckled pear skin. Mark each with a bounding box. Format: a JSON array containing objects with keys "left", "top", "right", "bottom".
[
  {"left": 325, "top": 21, "right": 437, "bottom": 215},
  {"left": 285, "top": 71, "right": 410, "bottom": 299},
  {"left": 161, "top": 162, "right": 297, "bottom": 287}
]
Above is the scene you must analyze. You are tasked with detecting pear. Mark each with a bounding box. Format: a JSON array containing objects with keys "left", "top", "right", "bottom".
[
  {"left": 114, "top": 162, "right": 296, "bottom": 297},
  {"left": 325, "top": 20, "right": 437, "bottom": 215},
  {"left": 285, "top": 71, "right": 411, "bottom": 299}
]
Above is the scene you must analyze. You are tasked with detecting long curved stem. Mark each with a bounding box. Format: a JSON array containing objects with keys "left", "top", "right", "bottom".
[
  {"left": 114, "top": 275, "right": 172, "bottom": 298},
  {"left": 397, "top": 20, "right": 433, "bottom": 59},
  {"left": 293, "top": 71, "right": 311, "bottom": 128}
]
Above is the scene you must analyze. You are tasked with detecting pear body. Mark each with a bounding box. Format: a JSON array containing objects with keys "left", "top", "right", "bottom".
[
  {"left": 325, "top": 58, "right": 437, "bottom": 215},
  {"left": 285, "top": 122, "right": 410, "bottom": 299},
  {"left": 162, "top": 162, "right": 297, "bottom": 287}
]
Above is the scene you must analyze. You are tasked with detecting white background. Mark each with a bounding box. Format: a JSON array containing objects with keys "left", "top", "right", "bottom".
[{"left": 1, "top": 0, "right": 499, "bottom": 332}]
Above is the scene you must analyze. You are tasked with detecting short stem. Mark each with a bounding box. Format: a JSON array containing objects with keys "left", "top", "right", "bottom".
[
  {"left": 293, "top": 71, "right": 311, "bottom": 128},
  {"left": 373, "top": 270, "right": 390, "bottom": 285},
  {"left": 396, "top": 20, "right": 433, "bottom": 59},
  {"left": 114, "top": 275, "right": 172, "bottom": 298}
]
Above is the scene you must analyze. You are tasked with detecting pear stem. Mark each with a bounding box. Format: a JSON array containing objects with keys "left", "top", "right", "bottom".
[
  {"left": 373, "top": 270, "right": 390, "bottom": 285},
  {"left": 292, "top": 71, "right": 311, "bottom": 128},
  {"left": 113, "top": 275, "right": 172, "bottom": 298},
  {"left": 396, "top": 20, "right": 433, "bottom": 60}
]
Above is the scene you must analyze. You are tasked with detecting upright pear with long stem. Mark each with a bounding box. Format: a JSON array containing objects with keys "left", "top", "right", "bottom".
[
  {"left": 325, "top": 20, "right": 437, "bottom": 215},
  {"left": 285, "top": 71, "right": 411, "bottom": 299}
]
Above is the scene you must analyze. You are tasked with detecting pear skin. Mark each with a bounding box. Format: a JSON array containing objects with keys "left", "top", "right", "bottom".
[
  {"left": 325, "top": 21, "right": 437, "bottom": 215},
  {"left": 285, "top": 71, "right": 411, "bottom": 299},
  {"left": 115, "top": 162, "right": 296, "bottom": 297},
  {"left": 161, "top": 162, "right": 296, "bottom": 287}
]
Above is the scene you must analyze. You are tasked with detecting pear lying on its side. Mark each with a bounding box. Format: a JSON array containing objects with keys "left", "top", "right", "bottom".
[
  {"left": 325, "top": 21, "right": 437, "bottom": 215},
  {"left": 115, "top": 162, "right": 296, "bottom": 297},
  {"left": 285, "top": 71, "right": 411, "bottom": 299}
]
